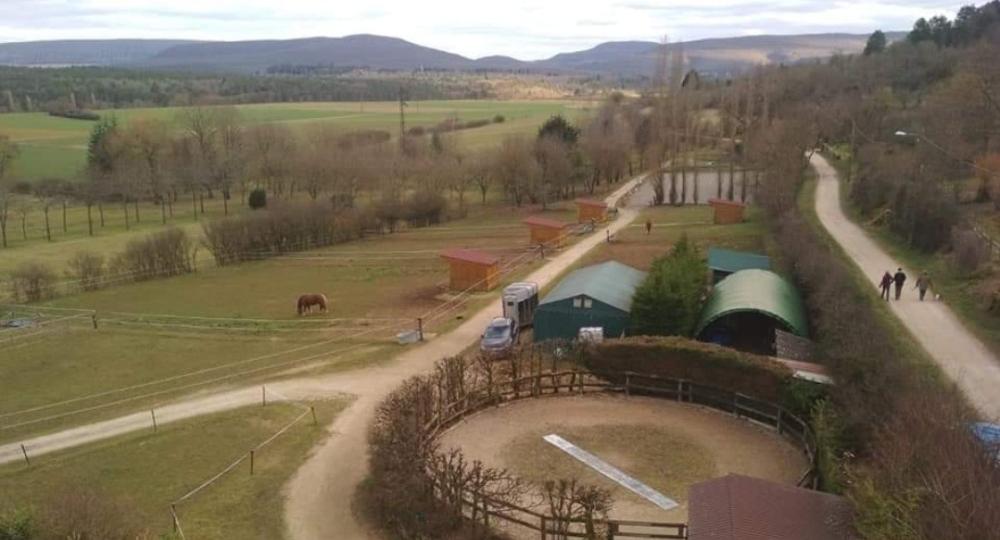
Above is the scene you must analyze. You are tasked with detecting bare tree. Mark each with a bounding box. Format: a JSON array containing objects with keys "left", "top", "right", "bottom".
[{"left": 0, "top": 135, "right": 19, "bottom": 247}]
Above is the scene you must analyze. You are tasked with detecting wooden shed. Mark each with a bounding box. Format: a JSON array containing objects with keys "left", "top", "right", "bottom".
[
  {"left": 440, "top": 248, "right": 501, "bottom": 292},
  {"left": 575, "top": 198, "right": 608, "bottom": 224},
  {"left": 523, "top": 215, "right": 570, "bottom": 248},
  {"left": 708, "top": 198, "right": 746, "bottom": 224}
]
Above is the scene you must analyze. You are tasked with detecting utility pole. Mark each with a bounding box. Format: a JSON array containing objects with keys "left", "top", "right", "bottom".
[{"left": 398, "top": 86, "right": 408, "bottom": 141}]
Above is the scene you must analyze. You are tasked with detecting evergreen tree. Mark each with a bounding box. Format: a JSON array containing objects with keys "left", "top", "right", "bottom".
[
  {"left": 863, "top": 30, "right": 887, "bottom": 55},
  {"left": 630, "top": 234, "right": 707, "bottom": 336}
]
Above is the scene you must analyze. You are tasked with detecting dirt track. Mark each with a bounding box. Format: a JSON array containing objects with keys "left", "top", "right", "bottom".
[
  {"left": 437, "top": 394, "right": 806, "bottom": 525},
  {"left": 812, "top": 154, "right": 1000, "bottom": 419},
  {"left": 282, "top": 179, "right": 644, "bottom": 540}
]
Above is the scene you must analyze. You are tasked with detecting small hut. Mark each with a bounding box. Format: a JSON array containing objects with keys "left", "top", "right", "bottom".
[
  {"left": 523, "top": 215, "right": 570, "bottom": 248},
  {"left": 575, "top": 198, "right": 608, "bottom": 224},
  {"left": 708, "top": 198, "right": 747, "bottom": 224},
  {"left": 440, "top": 248, "right": 500, "bottom": 292}
]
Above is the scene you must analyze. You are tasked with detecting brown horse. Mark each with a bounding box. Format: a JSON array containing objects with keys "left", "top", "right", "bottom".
[{"left": 296, "top": 293, "right": 328, "bottom": 316}]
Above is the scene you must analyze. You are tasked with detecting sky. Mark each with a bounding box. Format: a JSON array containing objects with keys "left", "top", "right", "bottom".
[{"left": 0, "top": 0, "right": 968, "bottom": 60}]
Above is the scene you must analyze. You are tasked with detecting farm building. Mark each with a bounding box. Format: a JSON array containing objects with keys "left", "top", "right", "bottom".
[
  {"left": 575, "top": 198, "right": 608, "bottom": 223},
  {"left": 534, "top": 261, "right": 646, "bottom": 342},
  {"left": 708, "top": 198, "right": 747, "bottom": 224},
  {"left": 687, "top": 475, "right": 856, "bottom": 540},
  {"left": 695, "top": 269, "right": 807, "bottom": 356},
  {"left": 708, "top": 247, "right": 771, "bottom": 283},
  {"left": 523, "top": 215, "right": 570, "bottom": 248},
  {"left": 439, "top": 248, "right": 500, "bottom": 292}
]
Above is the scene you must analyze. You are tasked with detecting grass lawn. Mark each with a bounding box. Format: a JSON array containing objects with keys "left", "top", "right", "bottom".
[
  {"left": 578, "top": 204, "right": 768, "bottom": 272},
  {"left": 0, "top": 199, "right": 577, "bottom": 442},
  {"left": 0, "top": 399, "right": 348, "bottom": 539},
  {"left": 0, "top": 99, "right": 587, "bottom": 181}
]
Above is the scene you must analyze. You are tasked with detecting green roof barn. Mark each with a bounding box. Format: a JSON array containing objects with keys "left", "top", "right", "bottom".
[
  {"left": 707, "top": 247, "right": 771, "bottom": 283},
  {"left": 695, "top": 269, "right": 807, "bottom": 355},
  {"left": 534, "top": 261, "right": 647, "bottom": 342}
]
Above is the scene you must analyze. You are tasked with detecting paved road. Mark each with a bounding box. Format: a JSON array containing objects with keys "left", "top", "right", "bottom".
[
  {"left": 812, "top": 154, "right": 1000, "bottom": 419},
  {"left": 284, "top": 178, "right": 644, "bottom": 540}
]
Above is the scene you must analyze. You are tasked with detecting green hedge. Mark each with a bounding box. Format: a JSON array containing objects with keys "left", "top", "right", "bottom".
[{"left": 581, "top": 336, "right": 796, "bottom": 403}]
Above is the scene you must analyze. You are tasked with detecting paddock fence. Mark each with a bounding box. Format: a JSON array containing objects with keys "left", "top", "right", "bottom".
[{"left": 419, "top": 368, "right": 817, "bottom": 539}]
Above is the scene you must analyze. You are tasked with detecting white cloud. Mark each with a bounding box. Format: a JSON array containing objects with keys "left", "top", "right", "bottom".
[{"left": 0, "top": 0, "right": 969, "bottom": 59}]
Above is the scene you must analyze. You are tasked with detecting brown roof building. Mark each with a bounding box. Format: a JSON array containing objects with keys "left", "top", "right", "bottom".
[
  {"left": 523, "top": 215, "right": 570, "bottom": 248},
  {"left": 688, "top": 475, "right": 856, "bottom": 540},
  {"left": 575, "top": 198, "right": 608, "bottom": 223},
  {"left": 440, "top": 248, "right": 501, "bottom": 292},
  {"left": 708, "top": 198, "right": 747, "bottom": 225}
]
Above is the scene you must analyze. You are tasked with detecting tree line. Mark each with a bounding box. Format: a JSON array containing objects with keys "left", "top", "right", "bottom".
[
  {"left": 0, "top": 66, "right": 486, "bottom": 113},
  {"left": 719, "top": 3, "right": 1000, "bottom": 536}
]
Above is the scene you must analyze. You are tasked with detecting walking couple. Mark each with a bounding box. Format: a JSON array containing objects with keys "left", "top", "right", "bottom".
[{"left": 879, "top": 268, "right": 933, "bottom": 301}]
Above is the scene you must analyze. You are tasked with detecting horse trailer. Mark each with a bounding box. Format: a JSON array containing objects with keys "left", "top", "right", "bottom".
[{"left": 502, "top": 282, "right": 539, "bottom": 329}]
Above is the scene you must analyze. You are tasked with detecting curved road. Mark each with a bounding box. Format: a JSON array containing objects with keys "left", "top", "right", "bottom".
[
  {"left": 812, "top": 154, "right": 1000, "bottom": 419},
  {"left": 283, "top": 179, "right": 643, "bottom": 540}
]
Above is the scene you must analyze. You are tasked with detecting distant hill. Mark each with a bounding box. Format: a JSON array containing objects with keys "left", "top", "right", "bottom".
[
  {"left": 0, "top": 32, "right": 905, "bottom": 77},
  {"left": 0, "top": 39, "right": 198, "bottom": 67}
]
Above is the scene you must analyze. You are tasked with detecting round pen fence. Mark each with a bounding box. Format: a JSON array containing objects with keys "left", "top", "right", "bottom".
[{"left": 421, "top": 369, "right": 817, "bottom": 540}]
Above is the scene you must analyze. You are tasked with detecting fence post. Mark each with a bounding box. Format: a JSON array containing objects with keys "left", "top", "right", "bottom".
[
  {"left": 261, "top": 386, "right": 266, "bottom": 407},
  {"left": 310, "top": 406, "right": 318, "bottom": 425},
  {"left": 607, "top": 522, "right": 618, "bottom": 540},
  {"left": 540, "top": 516, "right": 547, "bottom": 539},
  {"left": 676, "top": 379, "right": 682, "bottom": 401},
  {"left": 776, "top": 408, "right": 784, "bottom": 434},
  {"left": 249, "top": 450, "right": 255, "bottom": 475},
  {"left": 624, "top": 372, "right": 631, "bottom": 397},
  {"left": 91, "top": 313, "right": 98, "bottom": 329},
  {"left": 418, "top": 318, "right": 424, "bottom": 341},
  {"left": 20, "top": 443, "right": 29, "bottom": 465},
  {"left": 733, "top": 393, "right": 739, "bottom": 416},
  {"left": 151, "top": 409, "right": 158, "bottom": 432}
]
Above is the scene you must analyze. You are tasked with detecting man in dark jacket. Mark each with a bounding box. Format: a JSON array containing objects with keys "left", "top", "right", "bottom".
[
  {"left": 893, "top": 268, "right": 907, "bottom": 300},
  {"left": 879, "top": 271, "right": 893, "bottom": 301}
]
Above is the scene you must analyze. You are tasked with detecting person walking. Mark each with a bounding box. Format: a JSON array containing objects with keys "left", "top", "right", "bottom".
[
  {"left": 879, "top": 271, "right": 893, "bottom": 301},
  {"left": 915, "top": 271, "right": 933, "bottom": 301},
  {"left": 645, "top": 219, "right": 652, "bottom": 235},
  {"left": 893, "top": 267, "right": 907, "bottom": 300}
]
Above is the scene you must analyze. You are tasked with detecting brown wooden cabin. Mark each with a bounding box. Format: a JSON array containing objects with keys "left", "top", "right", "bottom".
[
  {"left": 708, "top": 198, "right": 747, "bottom": 224},
  {"left": 439, "top": 248, "right": 501, "bottom": 292},
  {"left": 523, "top": 215, "right": 570, "bottom": 248},
  {"left": 575, "top": 198, "right": 608, "bottom": 224}
]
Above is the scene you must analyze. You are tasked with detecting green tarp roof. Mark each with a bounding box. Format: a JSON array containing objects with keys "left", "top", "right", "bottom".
[
  {"left": 541, "top": 261, "right": 647, "bottom": 313},
  {"left": 695, "top": 269, "right": 808, "bottom": 337},
  {"left": 708, "top": 247, "right": 771, "bottom": 273}
]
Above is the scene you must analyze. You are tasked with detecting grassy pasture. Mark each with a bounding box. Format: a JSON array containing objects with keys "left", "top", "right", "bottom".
[
  {"left": 0, "top": 201, "right": 576, "bottom": 442},
  {"left": 0, "top": 399, "right": 347, "bottom": 539},
  {"left": 579, "top": 204, "right": 769, "bottom": 272},
  {"left": 0, "top": 99, "right": 588, "bottom": 181}
]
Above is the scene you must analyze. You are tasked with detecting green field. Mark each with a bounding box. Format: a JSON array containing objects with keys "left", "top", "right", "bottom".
[
  {"left": 0, "top": 400, "right": 347, "bottom": 539},
  {"left": 0, "top": 99, "right": 589, "bottom": 181},
  {"left": 0, "top": 200, "right": 576, "bottom": 442}
]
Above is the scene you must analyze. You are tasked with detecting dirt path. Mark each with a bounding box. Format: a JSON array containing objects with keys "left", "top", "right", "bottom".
[
  {"left": 437, "top": 394, "right": 806, "bottom": 527},
  {"left": 812, "top": 153, "right": 1000, "bottom": 419},
  {"left": 283, "top": 180, "right": 644, "bottom": 540}
]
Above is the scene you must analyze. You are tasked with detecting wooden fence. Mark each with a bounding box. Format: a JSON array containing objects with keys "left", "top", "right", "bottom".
[{"left": 421, "top": 368, "right": 818, "bottom": 539}]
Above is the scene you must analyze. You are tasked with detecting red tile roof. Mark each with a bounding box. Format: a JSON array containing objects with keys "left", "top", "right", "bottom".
[
  {"left": 708, "top": 198, "right": 747, "bottom": 208},
  {"left": 523, "top": 215, "right": 569, "bottom": 229},
  {"left": 439, "top": 248, "right": 500, "bottom": 266},
  {"left": 575, "top": 198, "right": 608, "bottom": 208},
  {"left": 688, "top": 475, "right": 856, "bottom": 540}
]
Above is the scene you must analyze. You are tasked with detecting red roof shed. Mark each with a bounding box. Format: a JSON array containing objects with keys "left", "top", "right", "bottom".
[
  {"left": 440, "top": 248, "right": 501, "bottom": 292},
  {"left": 688, "top": 475, "right": 856, "bottom": 540},
  {"left": 708, "top": 198, "right": 747, "bottom": 225},
  {"left": 523, "top": 215, "right": 570, "bottom": 247},
  {"left": 575, "top": 198, "right": 608, "bottom": 223}
]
